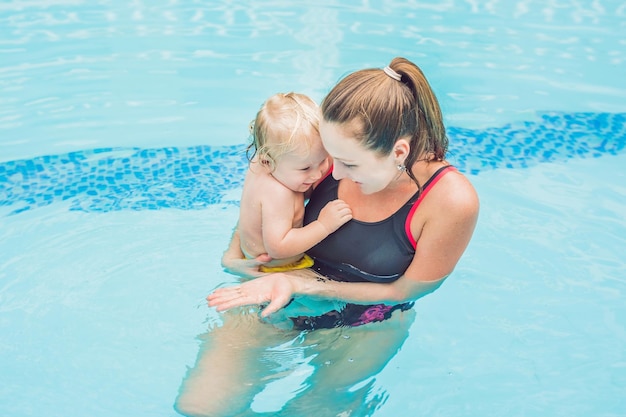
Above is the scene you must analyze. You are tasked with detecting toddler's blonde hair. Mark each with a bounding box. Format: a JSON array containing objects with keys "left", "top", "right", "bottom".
[{"left": 247, "top": 92, "right": 320, "bottom": 171}]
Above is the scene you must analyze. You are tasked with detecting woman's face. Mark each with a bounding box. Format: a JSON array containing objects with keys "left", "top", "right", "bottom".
[{"left": 319, "top": 119, "right": 399, "bottom": 195}]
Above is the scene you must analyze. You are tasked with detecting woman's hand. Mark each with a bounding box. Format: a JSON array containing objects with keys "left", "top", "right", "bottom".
[
  {"left": 207, "top": 273, "right": 296, "bottom": 317},
  {"left": 221, "top": 227, "right": 272, "bottom": 279}
]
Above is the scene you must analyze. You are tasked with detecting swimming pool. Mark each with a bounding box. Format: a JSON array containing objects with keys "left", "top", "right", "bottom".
[{"left": 1, "top": 1, "right": 625, "bottom": 416}]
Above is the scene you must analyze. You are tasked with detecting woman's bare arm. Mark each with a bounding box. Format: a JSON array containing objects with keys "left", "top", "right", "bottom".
[{"left": 207, "top": 269, "right": 446, "bottom": 317}]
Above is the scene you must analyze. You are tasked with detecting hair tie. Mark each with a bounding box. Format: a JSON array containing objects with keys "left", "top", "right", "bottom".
[{"left": 383, "top": 66, "right": 402, "bottom": 81}]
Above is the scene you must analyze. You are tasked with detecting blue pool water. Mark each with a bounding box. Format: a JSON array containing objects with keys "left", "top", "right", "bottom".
[{"left": 1, "top": 1, "right": 625, "bottom": 416}]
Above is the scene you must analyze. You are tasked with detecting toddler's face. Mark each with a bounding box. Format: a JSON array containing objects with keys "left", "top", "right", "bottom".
[{"left": 271, "top": 135, "right": 330, "bottom": 193}]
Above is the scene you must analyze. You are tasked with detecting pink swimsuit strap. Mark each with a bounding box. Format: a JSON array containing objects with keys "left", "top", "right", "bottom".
[{"left": 405, "top": 165, "right": 457, "bottom": 248}]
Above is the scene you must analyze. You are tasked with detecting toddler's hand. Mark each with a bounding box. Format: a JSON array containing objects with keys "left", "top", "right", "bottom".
[{"left": 318, "top": 199, "right": 352, "bottom": 233}]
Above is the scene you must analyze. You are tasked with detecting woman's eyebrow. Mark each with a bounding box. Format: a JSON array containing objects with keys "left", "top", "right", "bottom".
[{"left": 334, "top": 156, "right": 356, "bottom": 163}]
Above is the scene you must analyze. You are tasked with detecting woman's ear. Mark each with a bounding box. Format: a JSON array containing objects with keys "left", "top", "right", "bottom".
[{"left": 393, "top": 137, "right": 411, "bottom": 163}]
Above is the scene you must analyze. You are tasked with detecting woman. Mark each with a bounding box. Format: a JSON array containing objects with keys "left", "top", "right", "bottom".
[{"left": 175, "top": 57, "right": 479, "bottom": 417}]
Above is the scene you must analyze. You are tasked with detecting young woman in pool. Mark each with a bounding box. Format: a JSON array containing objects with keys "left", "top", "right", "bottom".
[{"left": 175, "top": 57, "right": 479, "bottom": 417}]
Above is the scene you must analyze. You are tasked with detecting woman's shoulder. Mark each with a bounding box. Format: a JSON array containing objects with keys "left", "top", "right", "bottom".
[
  {"left": 433, "top": 168, "right": 479, "bottom": 219},
  {"left": 408, "top": 167, "right": 478, "bottom": 250}
]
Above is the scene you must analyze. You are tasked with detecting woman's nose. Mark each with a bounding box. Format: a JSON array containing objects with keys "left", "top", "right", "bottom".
[{"left": 331, "top": 164, "right": 345, "bottom": 180}]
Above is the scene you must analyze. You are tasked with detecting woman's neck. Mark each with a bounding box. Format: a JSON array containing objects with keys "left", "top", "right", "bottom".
[{"left": 410, "top": 159, "right": 448, "bottom": 187}]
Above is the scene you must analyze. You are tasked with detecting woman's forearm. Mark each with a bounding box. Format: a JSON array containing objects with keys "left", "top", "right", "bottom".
[
  {"left": 291, "top": 269, "right": 447, "bottom": 305},
  {"left": 208, "top": 267, "right": 447, "bottom": 316}
]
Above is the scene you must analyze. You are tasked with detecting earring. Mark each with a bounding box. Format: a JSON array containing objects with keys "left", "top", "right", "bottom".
[{"left": 397, "top": 164, "right": 406, "bottom": 171}]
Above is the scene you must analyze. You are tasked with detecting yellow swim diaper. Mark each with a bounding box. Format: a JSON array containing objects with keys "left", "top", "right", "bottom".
[{"left": 259, "top": 254, "right": 314, "bottom": 273}]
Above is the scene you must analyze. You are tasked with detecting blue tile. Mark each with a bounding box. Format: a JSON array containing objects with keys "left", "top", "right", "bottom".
[{"left": 1, "top": 112, "right": 625, "bottom": 216}]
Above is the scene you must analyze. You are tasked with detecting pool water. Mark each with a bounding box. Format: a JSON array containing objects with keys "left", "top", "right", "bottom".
[{"left": 1, "top": 1, "right": 625, "bottom": 416}]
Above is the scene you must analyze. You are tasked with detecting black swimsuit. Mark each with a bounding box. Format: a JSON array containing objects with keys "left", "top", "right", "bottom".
[{"left": 290, "top": 165, "right": 456, "bottom": 330}]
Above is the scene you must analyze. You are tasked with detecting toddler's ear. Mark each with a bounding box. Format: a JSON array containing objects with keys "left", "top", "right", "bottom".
[
  {"left": 259, "top": 158, "right": 272, "bottom": 170},
  {"left": 260, "top": 158, "right": 270, "bottom": 165},
  {"left": 258, "top": 157, "right": 275, "bottom": 172}
]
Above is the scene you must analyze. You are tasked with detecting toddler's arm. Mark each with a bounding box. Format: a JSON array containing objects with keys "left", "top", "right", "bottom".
[{"left": 263, "top": 199, "right": 352, "bottom": 259}]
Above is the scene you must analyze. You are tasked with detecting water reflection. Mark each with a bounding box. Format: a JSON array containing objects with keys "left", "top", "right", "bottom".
[{"left": 1, "top": 0, "right": 624, "bottom": 161}]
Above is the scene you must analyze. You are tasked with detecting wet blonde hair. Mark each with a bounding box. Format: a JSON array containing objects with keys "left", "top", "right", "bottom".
[
  {"left": 247, "top": 92, "right": 320, "bottom": 171},
  {"left": 321, "top": 57, "right": 448, "bottom": 188}
]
